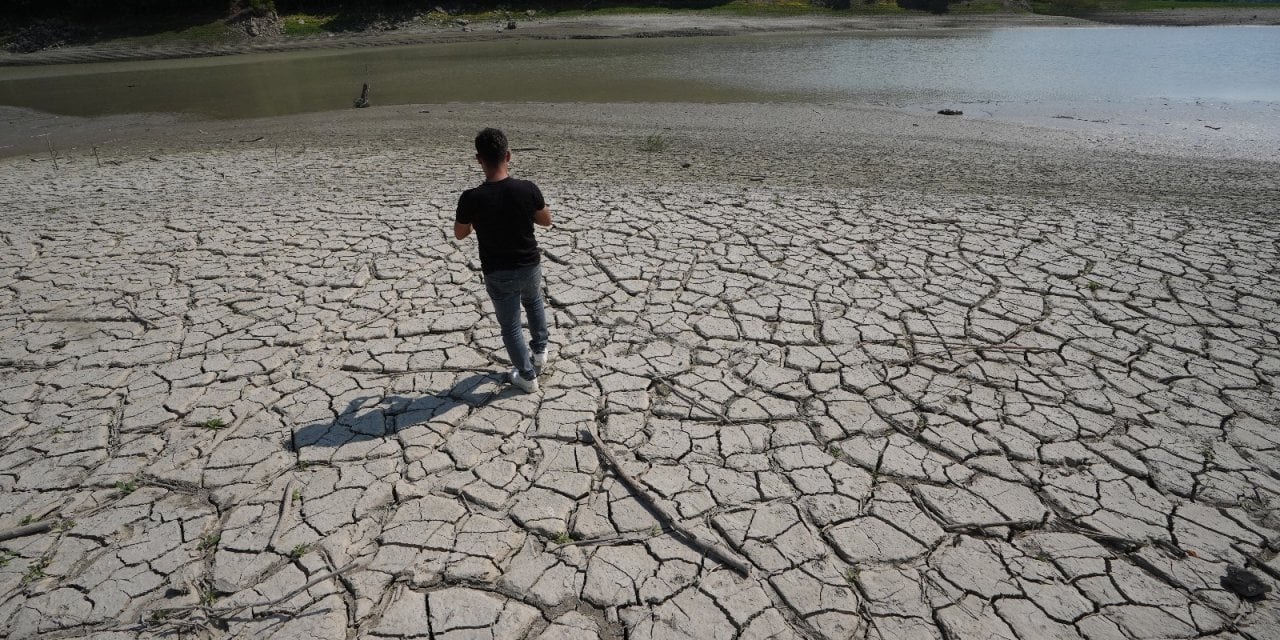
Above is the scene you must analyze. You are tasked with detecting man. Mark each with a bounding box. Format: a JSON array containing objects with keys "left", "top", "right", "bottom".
[{"left": 455, "top": 128, "right": 552, "bottom": 393}]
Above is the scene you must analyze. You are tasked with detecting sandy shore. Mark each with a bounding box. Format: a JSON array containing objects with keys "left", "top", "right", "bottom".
[{"left": 1, "top": 99, "right": 1278, "bottom": 638}]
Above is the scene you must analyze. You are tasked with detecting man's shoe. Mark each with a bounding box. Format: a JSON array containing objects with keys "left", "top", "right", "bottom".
[
  {"left": 509, "top": 368, "right": 540, "bottom": 394},
  {"left": 532, "top": 348, "right": 553, "bottom": 369}
]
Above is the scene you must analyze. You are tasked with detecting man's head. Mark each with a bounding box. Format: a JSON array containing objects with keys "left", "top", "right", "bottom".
[{"left": 474, "top": 127, "right": 510, "bottom": 168}]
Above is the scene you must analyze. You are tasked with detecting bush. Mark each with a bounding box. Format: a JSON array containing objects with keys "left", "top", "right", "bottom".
[
  {"left": 232, "top": 0, "right": 276, "bottom": 16},
  {"left": 897, "top": 0, "right": 956, "bottom": 12},
  {"left": 1046, "top": 0, "right": 1099, "bottom": 13}
]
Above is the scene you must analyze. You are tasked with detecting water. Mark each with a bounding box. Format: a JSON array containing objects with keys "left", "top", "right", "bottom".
[{"left": 1, "top": 26, "right": 1277, "bottom": 119}]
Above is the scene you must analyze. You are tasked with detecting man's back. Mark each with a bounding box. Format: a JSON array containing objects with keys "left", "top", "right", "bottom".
[{"left": 456, "top": 177, "right": 544, "bottom": 274}]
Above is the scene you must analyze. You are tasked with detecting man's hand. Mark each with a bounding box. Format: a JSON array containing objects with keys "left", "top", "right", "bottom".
[
  {"left": 454, "top": 222, "right": 472, "bottom": 240},
  {"left": 533, "top": 206, "right": 552, "bottom": 228}
]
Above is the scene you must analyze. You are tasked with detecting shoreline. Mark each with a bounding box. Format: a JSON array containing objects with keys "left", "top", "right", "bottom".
[
  {"left": 3, "top": 100, "right": 1277, "bottom": 206},
  {"left": 3, "top": 8, "right": 1279, "bottom": 67}
]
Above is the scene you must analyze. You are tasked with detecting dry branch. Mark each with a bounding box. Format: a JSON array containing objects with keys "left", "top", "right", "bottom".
[
  {"left": 0, "top": 520, "right": 53, "bottom": 542},
  {"left": 580, "top": 426, "right": 752, "bottom": 577}
]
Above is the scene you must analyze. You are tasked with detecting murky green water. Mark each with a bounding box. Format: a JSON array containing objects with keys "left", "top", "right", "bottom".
[{"left": 1, "top": 26, "right": 1277, "bottom": 119}]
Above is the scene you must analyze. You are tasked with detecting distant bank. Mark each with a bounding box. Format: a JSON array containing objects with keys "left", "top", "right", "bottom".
[{"left": 3, "top": 4, "right": 1280, "bottom": 67}]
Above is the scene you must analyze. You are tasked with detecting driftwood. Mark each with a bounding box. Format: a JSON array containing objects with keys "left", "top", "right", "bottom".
[
  {"left": 0, "top": 520, "right": 54, "bottom": 542},
  {"left": 580, "top": 426, "right": 753, "bottom": 577}
]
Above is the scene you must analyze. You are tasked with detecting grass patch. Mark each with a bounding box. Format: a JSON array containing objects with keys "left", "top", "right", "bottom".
[
  {"left": 553, "top": 531, "right": 573, "bottom": 544},
  {"left": 289, "top": 543, "right": 311, "bottom": 559},
  {"left": 198, "top": 533, "right": 221, "bottom": 551},
  {"left": 639, "top": 134, "right": 670, "bottom": 152},
  {"left": 282, "top": 13, "right": 336, "bottom": 36},
  {"left": 203, "top": 417, "right": 227, "bottom": 430},
  {"left": 115, "top": 480, "right": 138, "bottom": 496},
  {"left": 21, "top": 556, "right": 50, "bottom": 586},
  {"left": 114, "top": 21, "right": 242, "bottom": 47}
]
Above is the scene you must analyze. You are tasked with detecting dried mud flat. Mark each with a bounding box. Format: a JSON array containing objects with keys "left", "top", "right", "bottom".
[{"left": 1, "top": 102, "right": 1279, "bottom": 639}]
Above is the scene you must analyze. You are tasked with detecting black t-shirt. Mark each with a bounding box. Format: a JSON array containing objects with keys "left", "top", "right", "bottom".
[{"left": 455, "top": 177, "right": 545, "bottom": 274}]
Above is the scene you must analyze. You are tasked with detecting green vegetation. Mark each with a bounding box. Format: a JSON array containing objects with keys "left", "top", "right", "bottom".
[
  {"left": 203, "top": 417, "right": 227, "bottom": 430},
  {"left": 0, "top": 551, "right": 13, "bottom": 569},
  {"left": 4, "top": 0, "right": 1273, "bottom": 52},
  {"left": 112, "top": 21, "right": 241, "bottom": 46},
  {"left": 282, "top": 13, "right": 335, "bottom": 35},
  {"left": 289, "top": 543, "right": 311, "bottom": 558},
  {"left": 198, "top": 533, "right": 221, "bottom": 551},
  {"left": 115, "top": 479, "right": 138, "bottom": 496},
  {"left": 640, "top": 135, "right": 670, "bottom": 153},
  {"left": 553, "top": 531, "right": 572, "bottom": 544},
  {"left": 21, "top": 556, "right": 50, "bottom": 586}
]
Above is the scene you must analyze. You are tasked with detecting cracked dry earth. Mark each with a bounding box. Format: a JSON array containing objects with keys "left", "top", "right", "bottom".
[{"left": 1, "top": 122, "right": 1279, "bottom": 640}]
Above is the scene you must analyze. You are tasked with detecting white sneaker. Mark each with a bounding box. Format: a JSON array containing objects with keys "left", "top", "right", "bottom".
[
  {"left": 509, "top": 368, "right": 540, "bottom": 394},
  {"left": 532, "top": 348, "right": 553, "bottom": 369}
]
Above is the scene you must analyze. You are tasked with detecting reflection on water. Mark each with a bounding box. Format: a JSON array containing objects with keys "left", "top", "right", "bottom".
[{"left": 1, "top": 26, "right": 1277, "bottom": 119}]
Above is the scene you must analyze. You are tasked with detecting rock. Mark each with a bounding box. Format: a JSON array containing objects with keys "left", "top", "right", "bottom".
[
  {"left": 938, "top": 109, "right": 963, "bottom": 116},
  {"left": 1221, "top": 566, "right": 1271, "bottom": 601}
]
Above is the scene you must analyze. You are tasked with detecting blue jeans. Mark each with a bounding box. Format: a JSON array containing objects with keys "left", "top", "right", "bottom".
[{"left": 484, "top": 264, "right": 548, "bottom": 381}]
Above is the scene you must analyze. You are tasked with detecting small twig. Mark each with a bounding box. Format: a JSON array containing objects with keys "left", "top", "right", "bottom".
[
  {"left": 359, "top": 366, "right": 498, "bottom": 377},
  {"left": 942, "top": 519, "right": 1042, "bottom": 532},
  {"left": 550, "top": 528, "right": 664, "bottom": 549},
  {"left": 216, "top": 560, "right": 364, "bottom": 617},
  {"left": 651, "top": 375, "right": 723, "bottom": 421},
  {"left": 93, "top": 146, "right": 101, "bottom": 168},
  {"left": 112, "top": 298, "right": 159, "bottom": 330},
  {"left": 581, "top": 427, "right": 752, "bottom": 577},
  {"left": 46, "top": 139, "right": 58, "bottom": 170},
  {"left": 892, "top": 345, "right": 1056, "bottom": 367},
  {"left": 150, "top": 560, "right": 365, "bottom": 625},
  {"left": 267, "top": 480, "right": 296, "bottom": 552}
]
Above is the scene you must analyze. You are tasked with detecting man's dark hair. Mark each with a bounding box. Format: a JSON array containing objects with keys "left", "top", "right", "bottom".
[{"left": 475, "top": 128, "right": 509, "bottom": 166}]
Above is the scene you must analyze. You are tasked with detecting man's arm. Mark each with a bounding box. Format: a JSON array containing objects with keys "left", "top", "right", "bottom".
[
  {"left": 533, "top": 206, "right": 552, "bottom": 228},
  {"left": 454, "top": 222, "right": 472, "bottom": 240}
]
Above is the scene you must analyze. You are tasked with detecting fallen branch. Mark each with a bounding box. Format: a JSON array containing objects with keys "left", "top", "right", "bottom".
[
  {"left": 892, "top": 344, "right": 1057, "bottom": 367},
  {"left": 113, "top": 298, "right": 158, "bottom": 330},
  {"left": 580, "top": 426, "right": 752, "bottom": 577},
  {"left": 216, "top": 560, "right": 364, "bottom": 618},
  {"left": 267, "top": 480, "right": 296, "bottom": 552},
  {"left": 0, "top": 520, "right": 53, "bottom": 542},
  {"left": 148, "top": 560, "right": 366, "bottom": 627},
  {"left": 941, "top": 519, "right": 1042, "bottom": 532}
]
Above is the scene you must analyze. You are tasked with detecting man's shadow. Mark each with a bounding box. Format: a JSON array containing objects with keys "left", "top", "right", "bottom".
[{"left": 286, "top": 372, "right": 502, "bottom": 452}]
